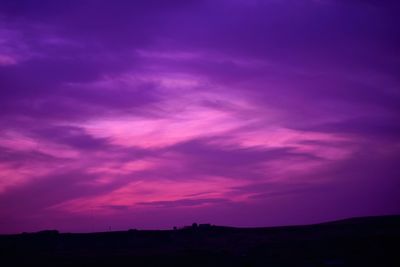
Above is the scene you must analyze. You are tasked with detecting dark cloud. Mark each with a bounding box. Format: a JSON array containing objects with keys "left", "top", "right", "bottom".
[
  {"left": 171, "top": 138, "right": 320, "bottom": 163},
  {"left": 157, "top": 138, "right": 322, "bottom": 180},
  {"left": 0, "top": 146, "right": 61, "bottom": 164},
  {"left": 30, "top": 125, "right": 113, "bottom": 151},
  {"left": 0, "top": 64, "right": 161, "bottom": 121},
  {"left": 293, "top": 116, "right": 400, "bottom": 141},
  {"left": 137, "top": 198, "right": 229, "bottom": 208},
  {"left": 0, "top": 171, "right": 100, "bottom": 215},
  {"left": 102, "top": 205, "right": 130, "bottom": 211},
  {"left": 334, "top": 0, "right": 400, "bottom": 8}
]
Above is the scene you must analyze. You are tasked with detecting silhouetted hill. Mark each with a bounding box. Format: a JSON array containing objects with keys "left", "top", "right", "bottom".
[
  {"left": 319, "top": 214, "right": 400, "bottom": 226},
  {"left": 1, "top": 215, "right": 399, "bottom": 266}
]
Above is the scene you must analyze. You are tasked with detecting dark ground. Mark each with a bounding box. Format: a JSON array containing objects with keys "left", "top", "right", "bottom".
[{"left": 1, "top": 215, "right": 399, "bottom": 266}]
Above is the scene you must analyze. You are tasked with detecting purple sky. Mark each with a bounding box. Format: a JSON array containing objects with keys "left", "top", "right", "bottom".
[{"left": 0, "top": 0, "right": 399, "bottom": 234}]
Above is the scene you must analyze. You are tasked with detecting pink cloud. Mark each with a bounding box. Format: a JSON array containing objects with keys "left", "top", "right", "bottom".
[
  {"left": 0, "top": 54, "right": 17, "bottom": 65},
  {"left": 49, "top": 175, "right": 248, "bottom": 214}
]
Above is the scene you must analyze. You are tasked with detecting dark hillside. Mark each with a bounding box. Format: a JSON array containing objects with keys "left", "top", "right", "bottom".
[{"left": 1, "top": 215, "right": 399, "bottom": 266}]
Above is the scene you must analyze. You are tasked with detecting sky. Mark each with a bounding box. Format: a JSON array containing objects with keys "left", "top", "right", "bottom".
[{"left": 0, "top": 0, "right": 399, "bottom": 234}]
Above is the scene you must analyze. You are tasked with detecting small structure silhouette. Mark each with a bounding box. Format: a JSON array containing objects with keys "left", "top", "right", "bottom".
[{"left": 199, "top": 223, "right": 211, "bottom": 229}]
